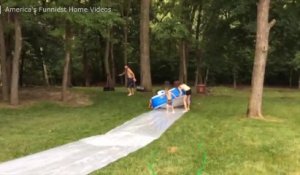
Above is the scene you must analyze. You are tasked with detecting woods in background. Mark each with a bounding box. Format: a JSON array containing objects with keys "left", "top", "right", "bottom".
[{"left": 0, "top": 0, "right": 299, "bottom": 108}]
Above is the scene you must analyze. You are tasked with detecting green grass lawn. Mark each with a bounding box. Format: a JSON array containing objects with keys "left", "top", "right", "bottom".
[{"left": 0, "top": 87, "right": 300, "bottom": 175}]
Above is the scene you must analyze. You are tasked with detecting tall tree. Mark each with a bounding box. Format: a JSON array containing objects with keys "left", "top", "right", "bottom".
[
  {"left": 103, "top": 30, "right": 113, "bottom": 88},
  {"left": 0, "top": 12, "right": 9, "bottom": 101},
  {"left": 140, "top": 0, "right": 152, "bottom": 91},
  {"left": 247, "top": 0, "right": 276, "bottom": 118},
  {"left": 61, "top": 20, "right": 72, "bottom": 101},
  {"left": 10, "top": 13, "right": 22, "bottom": 105},
  {"left": 179, "top": 40, "right": 187, "bottom": 83},
  {"left": 120, "top": 0, "right": 131, "bottom": 87}
]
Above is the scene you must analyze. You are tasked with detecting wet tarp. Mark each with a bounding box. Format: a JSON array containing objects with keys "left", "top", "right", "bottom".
[{"left": 0, "top": 109, "right": 185, "bottom": 175}]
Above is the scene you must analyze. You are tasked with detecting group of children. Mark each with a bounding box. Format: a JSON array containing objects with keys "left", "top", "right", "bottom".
[{"left": 119, "top": 65, "right": 192, "bottom": 113}]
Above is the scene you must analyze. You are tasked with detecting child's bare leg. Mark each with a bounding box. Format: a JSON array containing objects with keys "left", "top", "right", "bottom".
[
  {"left": 183, "top": 96, "right": 188, "bottom": 111},
  {"left": 187, "top": 95, "right": 191, "bottom": 110},
  {"left": 127, "top": 88, "right": 132, "bottom": 96}
]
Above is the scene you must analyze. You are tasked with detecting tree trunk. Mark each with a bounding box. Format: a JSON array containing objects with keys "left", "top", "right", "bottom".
[
  {"left": 67, "top": 57, "right": 72, "bottom": 87},
  {"left": 194, "top": 4, "right": 204, "bottom": 87},
  {"left": 194, "top": 49, "right": 203, "bottom": 87},
  {"left": 6, "top": 15, "right": 13, "bottom": 91},
  {"left": 204, "top": 67, "right": 209, "bottom": 85},
  {"left": 19, "top": 53, "right": 25, "bottom": 87},
  {"left": 0, "top": 13, "right": 9, "bottom": 101},
  {"left": 104, "top": 32, "right": 113, "bottom": 87},
  {"left": 123, "top": 21, "right": 128, "bottom": 87},
  {"left": 247, "top": 0, "right": 276, "bottom": 118},
  {"left": 110, "top": 42, "right": 116, "bottom": 86},
  {"left": 61, "top": 21, "right": 72, "bottom": 102},
  {"left": 82, "top": 47, "right": 90, "bottom": 87},
  {"left": 42, "top": 59, "right": 50, "bottom": 87},
  {"left": 122, "top": 0, "right": 131, "bottom": 87},
  {"left": 10, "top": 13, "right": 22, "bottom": 105},
  {"left": 289, "top": 69, "right": 292, "bottom": 88},
  {"left": 6, "top": 54, "right": 12, "bottom": 91},
  {"left": 140, "top": 0, "right": 152, "bottom": 91},
  {"left": 179, "top": 40, "right": 187, "bottom": 83},
  {"left": 233, "top": 70, "right": 237, "bottom": 89}
]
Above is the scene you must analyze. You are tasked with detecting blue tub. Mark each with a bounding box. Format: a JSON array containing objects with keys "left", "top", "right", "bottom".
[
  {"left": 150, "top": 88, "right": 185, "bottom": 109},
  {"left": 151, "top": 94, "right": 167, "bottom": 109},
  {"left": 169, "top": 88, "right": 181, "bottom": 99}
]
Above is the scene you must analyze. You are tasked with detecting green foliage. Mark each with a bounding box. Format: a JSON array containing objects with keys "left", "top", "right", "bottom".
[{"left": 1, "top": 0, "right": 299, "bottom": 86}]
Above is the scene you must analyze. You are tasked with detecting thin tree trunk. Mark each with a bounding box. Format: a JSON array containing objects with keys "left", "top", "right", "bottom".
[
  {"left": 204, "top": 67, "right": 209, "bottom": 85},
  {"left": 179, "top": 40, "right": 187, "bottom": 83},
  {"left": 82, "top": 47, "right": 90, "bottom": 87},
  {"left": 194, "top": 4, "right": 203, "bottom": 87},
  {"left": 19, "top": 53, "right": 24, "bottom": 87},
  {"left": 110, "top": 42, "right": 116, "bottom": 86},
  {"left": 42, "top": 59, "right": 50, "bottom": 87},
  {"left": 247, "top": 0, "right": 276, "bottom": 118},
  {"left": 6, "top": 55, "right": 12, "bottom": 91},
  {"left": 233, "top": 70, "right": 237, "bottom": 89},
  {"left": 0, "top": 13, "right": 9, "bottom": 101},
  {"left": 122, "top": 0, "right": 131, "bottom": 87},
  {"left": 61, "top": 21, "right": 72, "bottom": 101},
  {"left": 104, "top": 32, "right": 113, "bottom": 87},
  {"left": 123, "top": 21, "right": 128, "bottom": 87},
  {"left": 140, "top": 0, "right": 152, "bottom": 91},
  {"left": 67, "top": 57, "right": 72, "bottom": 87},
  {"left": 194, "top": 49, "right": 203, "bottom": 87},
  {"left": 289, "top": 69, "right": 292, "bottom": 88},
  {"left": 10, "top": 13, "right": 22, "bottom": 105}
]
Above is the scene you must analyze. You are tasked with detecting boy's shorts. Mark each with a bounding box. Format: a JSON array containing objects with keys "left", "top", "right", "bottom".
[
  {"left": 127, "top": 78, "right": 135, "bottom": 88},
  {"left": 185, "top": 89, "right": 192, "bottom": 95}
]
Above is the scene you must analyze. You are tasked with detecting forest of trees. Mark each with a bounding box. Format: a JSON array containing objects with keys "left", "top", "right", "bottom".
[{"left": 0, "top": 0, "right": 299, "bottom": 107}]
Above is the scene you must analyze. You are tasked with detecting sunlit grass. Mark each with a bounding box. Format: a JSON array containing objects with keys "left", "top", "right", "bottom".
[
  {"left": 0, "top": 87, "right": 299, "bottom": 174},
  {"left": 95, "top": 87, "right": 300, "bottom": 175}
]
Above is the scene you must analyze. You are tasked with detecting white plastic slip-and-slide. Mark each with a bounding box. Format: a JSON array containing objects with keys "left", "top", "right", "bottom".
[{"left": 0, "top": 108, "right": 185, "bottom": 175}]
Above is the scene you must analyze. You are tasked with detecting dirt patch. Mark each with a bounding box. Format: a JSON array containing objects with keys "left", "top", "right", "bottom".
[
  {"left": 289, "top": 172, "right": 300, "bottom": 175},
  {"left": 261, "top": 116, "right": 284, "bottom": 123},
  {"left": 0, "top": 87, "right": 92, "bottom": 108},
  {"left": 167, "top": 146, "right": 178, "bottom": 154},
  {"left": 238, "top": 115, "right": 284, "bottom": 123}
]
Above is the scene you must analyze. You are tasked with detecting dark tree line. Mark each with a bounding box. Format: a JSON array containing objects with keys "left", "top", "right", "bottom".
[{"left": 0, "top": 0, "right": 299, "bottom": 112}]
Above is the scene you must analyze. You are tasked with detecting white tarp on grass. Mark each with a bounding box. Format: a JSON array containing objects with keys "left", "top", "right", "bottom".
[{"left": 0, "top": 109, "right": 185, "bottom": 175}]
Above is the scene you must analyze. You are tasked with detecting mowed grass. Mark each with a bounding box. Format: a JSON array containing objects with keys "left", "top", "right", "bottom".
[
  {"left": 0, "top": 88, "right": 152, "bottom": 162},
  {"left": 94, "top": 87, "right": 300, "bottom": 175},
  {"left": 0, "top": 87, "right": 300, "bottom": 175}
]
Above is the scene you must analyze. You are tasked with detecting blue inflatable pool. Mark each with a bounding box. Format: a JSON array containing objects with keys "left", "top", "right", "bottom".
[
  {"left": 151, "top": 88, "right": 184, "bottom": 109},
  {"left": 151, "top": 94, "right": 167, "bottom": 109},
  {"left": 170, "top": 88, "right": 181, "bottom": 99}
]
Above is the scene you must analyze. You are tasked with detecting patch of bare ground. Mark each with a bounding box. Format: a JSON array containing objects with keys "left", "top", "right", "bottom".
[
  {"left": 239, "top": 115, "right": 284, "bottom": 123},
  {"left": 289, "top": 172, "right": 300, "bottom": 175},
  {"left": 0, "top": 87, "right": 92, "bottom": 108},
  {"left": 260, "top": 116, "right": 284, "bottom": 123}
]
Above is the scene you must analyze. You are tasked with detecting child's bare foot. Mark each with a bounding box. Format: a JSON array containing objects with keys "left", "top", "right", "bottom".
[{"left": 128, "top": 93, "right": 132, "bottom": 96}]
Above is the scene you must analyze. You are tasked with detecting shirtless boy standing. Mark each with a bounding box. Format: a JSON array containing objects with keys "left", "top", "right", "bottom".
[{"left": 119, "top": 65, "right": 136, "bottom": 96}]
